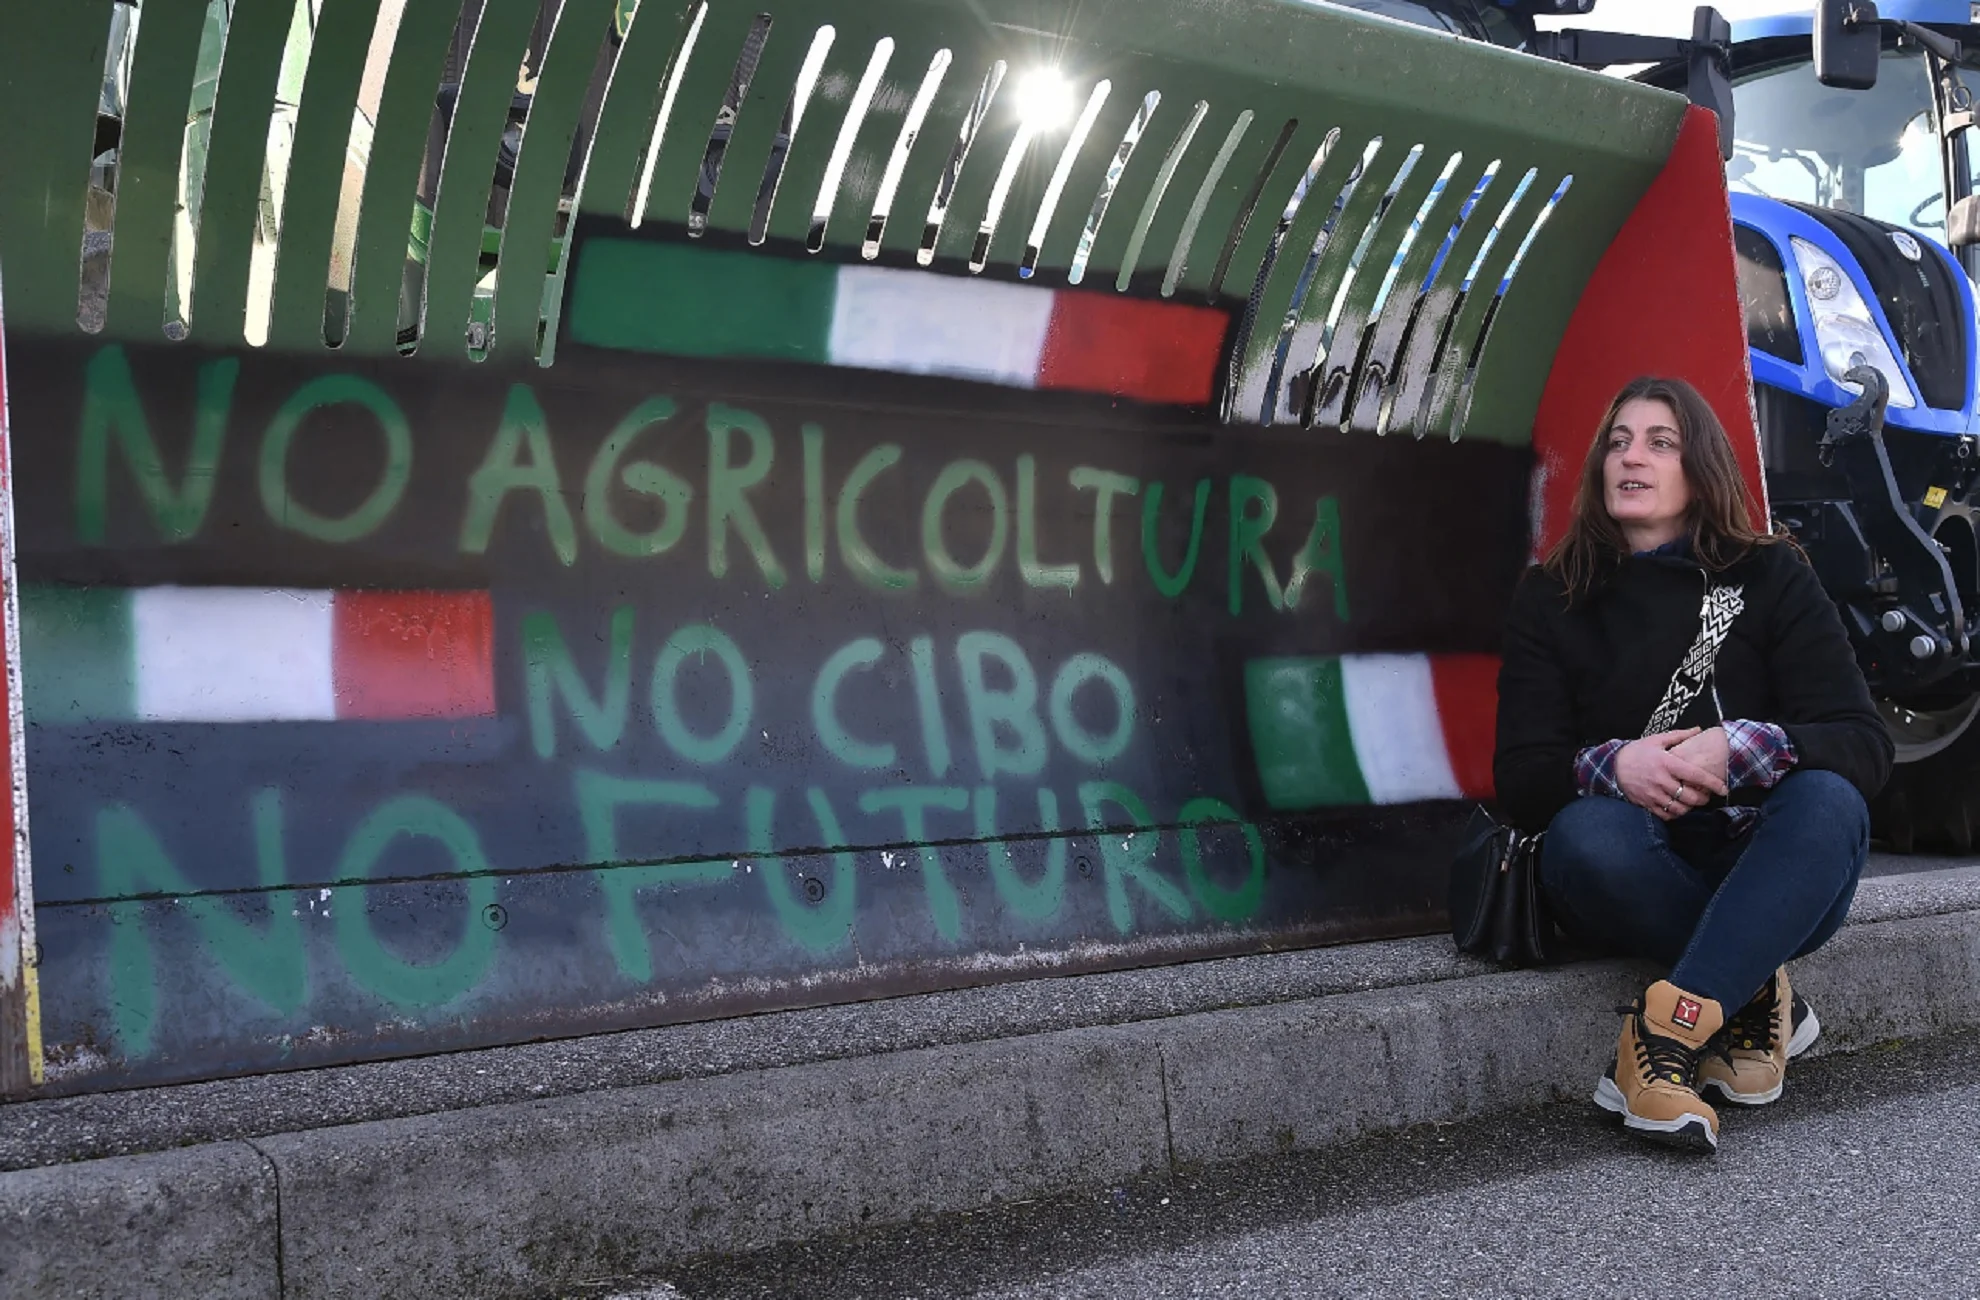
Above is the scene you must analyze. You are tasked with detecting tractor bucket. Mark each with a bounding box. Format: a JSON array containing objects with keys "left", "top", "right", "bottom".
[{"left": 0, "top": 0, "right": 1752, "bottom": 1094}]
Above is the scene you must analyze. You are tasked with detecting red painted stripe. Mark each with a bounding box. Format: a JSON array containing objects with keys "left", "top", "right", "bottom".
[
  {"left": 0, "top": 276, "right": 14, "bottom": 942},
  {"left": 1035, "top": 291, "right": 1229, "bottom": 406},
  {"left": 1529, "top": 106, "right": 1763, "bottom": 557},
  {"left": 332, "top": 590, "right": 496, "bottom": 720},
  {"left": 1429, "top": 653, "right": 1499, "bottom": 801}
]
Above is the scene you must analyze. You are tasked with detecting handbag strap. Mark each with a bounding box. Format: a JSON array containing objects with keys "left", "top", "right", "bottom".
[{"left": 1641, "top": 582, "right": 1745, "bottom": 737}]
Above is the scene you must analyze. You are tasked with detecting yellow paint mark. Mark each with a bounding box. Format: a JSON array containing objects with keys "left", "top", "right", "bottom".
[
  {"left": 1926, "top": 486, "right": 1949, "bottom": 510},
  {"left": 24, "top": 952, "right": 41, "bottom": 1087}
]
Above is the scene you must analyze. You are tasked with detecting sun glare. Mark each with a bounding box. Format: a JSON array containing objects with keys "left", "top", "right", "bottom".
[{"left": 1013, "top": 68, "right": 1075, "bottom": 131}]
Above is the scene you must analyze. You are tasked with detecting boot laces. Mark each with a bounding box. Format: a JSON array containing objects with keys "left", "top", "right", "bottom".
[
  {"left": 1614, "top": 1001, "right": 1728, "bottom": 1082},
  {"left": 1721, "top": 990, "right": 1780, "bottom": 1054}
]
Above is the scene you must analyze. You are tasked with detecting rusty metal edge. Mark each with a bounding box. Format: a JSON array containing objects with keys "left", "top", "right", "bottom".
[{"left": 0, "top": 259, "right": 43, "bottom": 1099}]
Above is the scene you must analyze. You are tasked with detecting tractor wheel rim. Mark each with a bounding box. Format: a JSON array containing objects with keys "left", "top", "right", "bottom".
[{"left": 1883, "top": 692, "right": 1980, "bottom": 762}]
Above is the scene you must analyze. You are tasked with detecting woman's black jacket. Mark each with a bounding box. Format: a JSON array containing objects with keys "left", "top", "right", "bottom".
[{"left": 1493, "top": 541, "right": 1893, "bottom": 832}]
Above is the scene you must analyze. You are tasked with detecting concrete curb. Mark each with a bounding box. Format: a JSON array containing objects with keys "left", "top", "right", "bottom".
[
  {"left": 0, "top": 1140, "right": 279, "bottom": 1299},
  {"left": 5, "top": 866, "right": 1980, "bottom": 1299},
  {"left": 263, "top": 1031, "right": 1170, "bottom": 1300}
]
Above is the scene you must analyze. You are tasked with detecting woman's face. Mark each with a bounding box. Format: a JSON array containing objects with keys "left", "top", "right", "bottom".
[{"left": 1602, "top": 397, "right": 1691, "bottom": 544}]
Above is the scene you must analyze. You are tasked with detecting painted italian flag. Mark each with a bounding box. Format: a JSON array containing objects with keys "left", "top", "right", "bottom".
[
  {"left": 20, "top": 586, "right": 495, "bottom": 724},
  {"left": 568, "top": 240, "right": 1231, "bottom": 407},
  {"left": 1244, "top": 653, "right": 1499, "bottom": 807}
]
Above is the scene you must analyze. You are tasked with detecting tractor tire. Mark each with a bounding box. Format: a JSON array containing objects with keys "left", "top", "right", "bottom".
[{"left": 1870, "top": 694, "right": 1980, "bottom": 852}]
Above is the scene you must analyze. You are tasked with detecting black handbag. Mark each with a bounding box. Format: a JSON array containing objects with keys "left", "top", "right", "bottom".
[{"left": 1448, "top": 806, "right": 1558, "bottom": 966}]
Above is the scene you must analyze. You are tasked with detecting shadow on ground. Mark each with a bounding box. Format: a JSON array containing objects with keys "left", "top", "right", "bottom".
[{"left": 581, "top": 1031, "right": 1978, "bottom": 1300}]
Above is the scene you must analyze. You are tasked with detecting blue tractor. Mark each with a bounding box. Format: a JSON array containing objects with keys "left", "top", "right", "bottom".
[
  {"left": 1681, "top": 2, "right": 1980, "bottom": 851},
  {"left": 1351, "top": 0, "right": 1980, "bottom": 850}
]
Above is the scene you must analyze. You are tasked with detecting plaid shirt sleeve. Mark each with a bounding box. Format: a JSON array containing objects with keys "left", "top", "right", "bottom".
[
  {"left": 1574, "top": 739, "right": 1628, "bottom": 799},
  {"left": 1724, "top": 719, "right": 1798, "bottom": 790}
]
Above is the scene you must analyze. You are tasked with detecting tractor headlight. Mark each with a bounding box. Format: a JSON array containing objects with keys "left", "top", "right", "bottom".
[{"left": 1790, "top": 237, "right": 1916, "bottom": 409}]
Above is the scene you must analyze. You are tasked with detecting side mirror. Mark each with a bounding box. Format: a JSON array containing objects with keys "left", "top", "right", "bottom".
[
  {"left": 1815, "top": 0, "right": 1881, "bottom": 90},
  {"left": 1948, "top": 195, "right": 1980, "bottom": 250},
  {"left": 1689, "top": 7, "right": 1735, "bottom": 160}
]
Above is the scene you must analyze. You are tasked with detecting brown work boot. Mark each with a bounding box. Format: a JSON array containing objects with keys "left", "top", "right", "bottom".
[
  {"left": 1593, "top": 979, "right": 1726, "bottom": 1152},
  {"left": 1699, "top": 967, "right": 1820, "bottom": 1107}
]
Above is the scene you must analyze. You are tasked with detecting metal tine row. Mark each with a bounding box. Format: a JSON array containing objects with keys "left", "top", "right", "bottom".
[
  {"left": 568, "top": 3, "right": 1441, "bottom": 319},
  {"left": 64, "top": 0, "right": 1579, "bottom": 437},
  {"left": 75, "top": 0, "right": 628, "bottom": 360},
  {"left": 1209, "top": 119, "right": 1577, "bottom": 441}
]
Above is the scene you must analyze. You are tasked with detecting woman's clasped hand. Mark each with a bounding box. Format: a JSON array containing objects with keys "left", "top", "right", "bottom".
[{"left": 1613, "top": 726, "right": 1728, "bottom": 819}]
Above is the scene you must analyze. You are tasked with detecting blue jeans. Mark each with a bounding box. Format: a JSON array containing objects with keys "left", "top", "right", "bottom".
[{"left": 1539, "top": 769, "right": 1868, "bottom": 1012}]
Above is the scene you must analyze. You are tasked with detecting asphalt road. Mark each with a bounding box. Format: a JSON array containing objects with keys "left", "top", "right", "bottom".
[{"left": 598, "top": 1029, "right": 1980, "bottom": 1300}]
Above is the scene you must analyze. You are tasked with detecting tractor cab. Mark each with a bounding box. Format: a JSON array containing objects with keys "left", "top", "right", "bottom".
[
  {"left": 1645, "top": 4, "right": 1980, "bottom": 285},
  {"left": 1357, "top": 0, "right": 1980, "bottom": 283}
]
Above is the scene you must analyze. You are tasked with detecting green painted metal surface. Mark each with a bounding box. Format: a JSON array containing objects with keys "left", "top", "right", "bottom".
[
  {"left": 570, "top": 239, "right": 835, "bottom": 360},
  {"left": 182, "top": 0, "right": 292, "bottom": 346},
  {"left": 266, "top": 0, "right": 384, "bottom": 351},
  {"left": 1244, "top": 656, "right": 1368, "bottom": 810},
  {"left": 18, "top": 586, "right": 136, "bottom": 728},
  {"left": 0, "top": 0, "right": 117, "bottom": 334},
  {"left": 575, "top": 0, "right": 692, "bottom": 226},
  {"left": 99, "top": 1, "right": 206, "bottom": 340},
  {"left": 342, "top": 0, "right": 462, "bottom": 351},
  {"left": 418, "top": 0, "right": 539, "bottom": 356},
  {"left": 487, "top": 0, "right": 617, "bottom": 360},
  {"left": 3, "top": 0, "right": 1685, "bottom": 439}
]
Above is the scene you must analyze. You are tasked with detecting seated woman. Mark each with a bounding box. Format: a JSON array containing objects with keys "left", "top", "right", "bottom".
[{"left": 1494, "top": 375, "right": 1892, "bottom": 1153}]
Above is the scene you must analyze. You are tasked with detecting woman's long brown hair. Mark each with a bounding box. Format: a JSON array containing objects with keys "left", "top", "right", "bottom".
[{"left": 1543, "top": 375, "right": 1776, "bottom": 599}]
